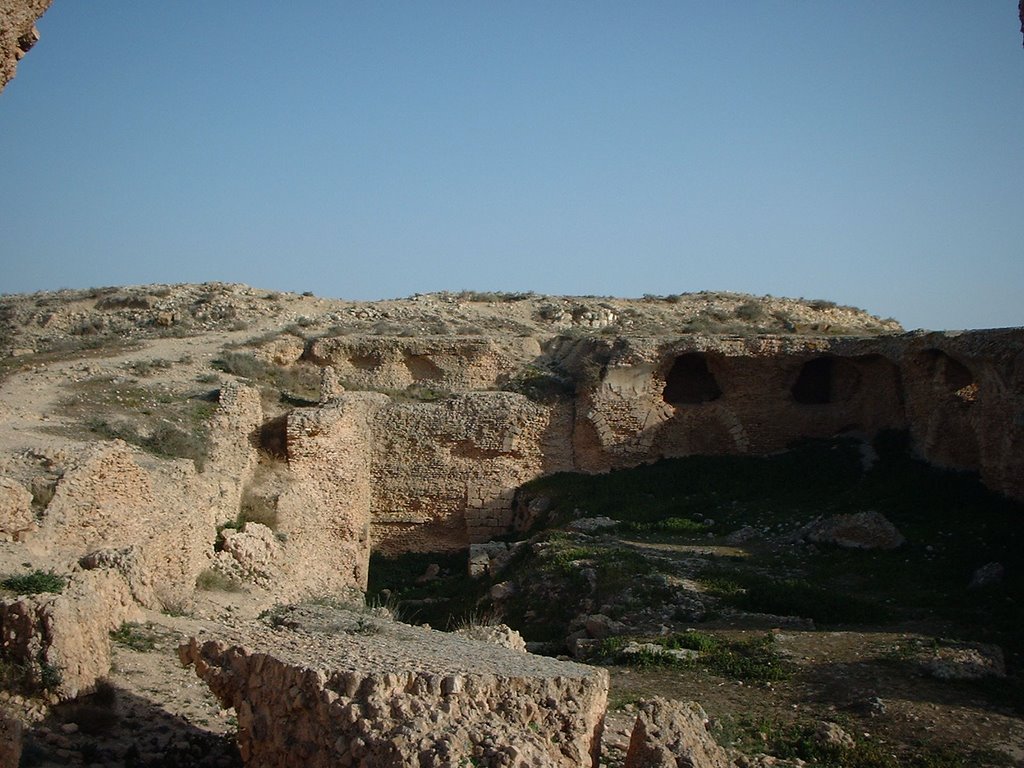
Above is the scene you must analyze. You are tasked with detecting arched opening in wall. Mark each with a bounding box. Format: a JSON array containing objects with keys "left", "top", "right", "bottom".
[
  {"left": 926, "top": 350, "right": 978, "bottom": 404},
  {"left": 791, "top": 357, "right": 834, "bottom": 404},
  {"left": 662, "top": 354, "right": 722, "bottom": 405},
  {"left": 255, "top": 415, "right": 289, "bottom": 459}
]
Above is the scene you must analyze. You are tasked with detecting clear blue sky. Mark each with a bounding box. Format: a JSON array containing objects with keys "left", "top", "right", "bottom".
[{"left": 1, "top": 2, "right": 1022, "bottom": 330}]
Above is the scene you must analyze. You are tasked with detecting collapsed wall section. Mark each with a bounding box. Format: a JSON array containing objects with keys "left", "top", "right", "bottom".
[
  {"left": 28, "top": 382, "right": 263, "bottom": 608},
  {"left": 278, "top": 393, "right": 389, "bottom": 596},
  {"left": 571, "top": 335, "right": 908, "bottom": 471},
  {"left": 898, "top": 332, "right": 1024, "bottom": 500}
]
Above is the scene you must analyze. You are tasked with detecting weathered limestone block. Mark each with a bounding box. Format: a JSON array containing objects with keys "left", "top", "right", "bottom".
[
  {"left": 78, "top": 545, "right": 153, "bottom": 606},
  {"left": 0, "top": 570, "right": 140, "bottom": 700},
  {"left": 0, "top": 0, "right": 53, "bottom": 94},
  {"left": 452, "top": 623, "right": 527, "bottom": 652},
  {"left": 898, "top": 330, "right": 1024, "bottom": 501},
  {"left": 0, "top": 476, "right": 33, "bottom": 541},
  {"left": 37, "top": 441, "right": 157, "bottom": 554},
  {"left": 181, "top": 604, "right": 608, "bottom": 768},
  {"left": 624, "top": 698, "right": 730, "bottom": 768},
  {"left": 205, "top": 381, "right": 264, "bottom": 525},
  {"left": 918, "top": 642, "right": 1006, "bottom": 681}
]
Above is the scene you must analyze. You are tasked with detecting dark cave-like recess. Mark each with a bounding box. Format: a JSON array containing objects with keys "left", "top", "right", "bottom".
[
  {"left": 792, "top": 357, "right": 834, "bottom": 404},
  {"left": 662, "top": 354, "right": 722, "bottom": 405}
]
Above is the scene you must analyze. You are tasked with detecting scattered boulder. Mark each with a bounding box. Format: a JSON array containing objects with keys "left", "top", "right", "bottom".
[
  {"left": 584, "top": 613, "right": 628, "bottom": 639},
  {"left": 488, "top": 581, "right": 517, "bottom": 600},
  {"left": 620, "top": 642, "right": 699, "bottom": 664},
  {"left": 215, "top": 523, "right": 283, "bottom": 588},
  {"left": 799, "top": 511, "right": 905, "bottom": 550},
  {"left": 814, "top": 721, "right": 855, "bottom": 749},
  {"left": 414, "top": 563, "right": 440, "bottom": 584},
  {"left": 624, "top": 698, "right": 731, "bottom": 768},
  {"left": 723, "top": 526, "right": 758, "bottom": 545},
  {"left": 468, "top": 540, "right": 524, "bottom": 579}
]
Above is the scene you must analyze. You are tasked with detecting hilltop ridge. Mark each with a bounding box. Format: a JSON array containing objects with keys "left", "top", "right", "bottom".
[{"left": 0, "top": 283, "right": 902, "bottom": 360}]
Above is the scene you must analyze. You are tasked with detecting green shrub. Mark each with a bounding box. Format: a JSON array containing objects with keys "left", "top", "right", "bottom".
[
  {"left": 195, "top": 568, "right": 243, "bottom": 592},
  {"left": 1, "top": 570, "right": 66, "bottom": 594}
]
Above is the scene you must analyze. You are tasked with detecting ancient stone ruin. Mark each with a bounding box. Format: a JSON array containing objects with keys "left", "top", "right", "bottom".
[{"left": 0, "top": 283, "right": 1021, "bottom": 766}]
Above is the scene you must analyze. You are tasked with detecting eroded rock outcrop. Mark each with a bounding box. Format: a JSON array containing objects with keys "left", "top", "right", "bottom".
[
  {"left": 257, "top": 326, "right": 1024, "bottom": 564},
  {"left": 308, "top": 335, "right": 543, "bottom": 393},
  {"left": 181, "top": 603, "right": 608, "bottom": 768},
  {"left": 799, "top": 511, "right": 905, "bottom": 550},
  {"left": 0, "top": 0, "right": 52, "bottom": 94}
]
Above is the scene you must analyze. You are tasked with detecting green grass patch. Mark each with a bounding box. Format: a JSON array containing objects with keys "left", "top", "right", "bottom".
[
  {"left": 604, "top": 631, "right": 787, "bottom": 683},
  {"left": 109, "top": 622, "right": 158, "bottom": 652},
  {"left": 700, "top": 571, "right": 889, "bottom": 625},
  {"left": 617, "top": 516, "right": 709, "bottom": 536},
  {"left": 714, "top": 716, "right": 1012, "bottom": 768},
  {"left": 55, "top": 376, "right": 217, "bottom": 469},
  {"left": 195, "top": 568, "right": 244, "bottom": 592}
]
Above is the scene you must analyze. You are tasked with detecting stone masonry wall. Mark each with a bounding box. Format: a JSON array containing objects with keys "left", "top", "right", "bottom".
[
  {"left": 369, "top": 391, "right": 573, "bottom": 554},
  {"left": 0, "top": 569, "right": 140, "bottom": 699},
  {"left": 302, "top": 329, "right": 1022, "bottom": 558},
  {"left": 307, "top": 335, "right": 542, "bottom": 393},
  {"left": 181, "top": 604, "right": 608, "bottom": 768}
]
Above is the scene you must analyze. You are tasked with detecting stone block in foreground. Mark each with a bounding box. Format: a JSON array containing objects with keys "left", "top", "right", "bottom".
[
  {"left": 624, "top": 698, "right": 731, "bottom": 768},
  {"left": 180, "top": 604, "right": 608, "bottom": 767}
]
